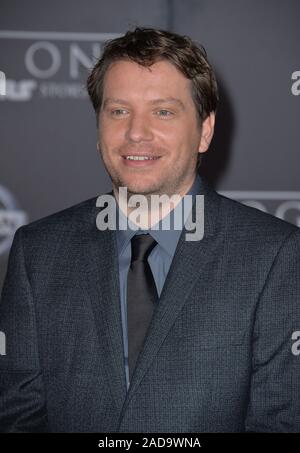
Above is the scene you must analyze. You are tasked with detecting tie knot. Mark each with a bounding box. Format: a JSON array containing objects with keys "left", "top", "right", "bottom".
[{"left": 130, "top": 234, "right": 157, "bottom": 262}]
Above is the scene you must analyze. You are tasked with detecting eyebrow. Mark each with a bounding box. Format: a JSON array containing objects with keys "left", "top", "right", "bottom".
[{"left": 103, "top": 97, "right": 185, "bottom": 110}]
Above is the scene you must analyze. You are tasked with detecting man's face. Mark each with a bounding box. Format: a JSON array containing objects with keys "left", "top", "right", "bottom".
[{"left": 98, "top": 59, "right": 214, "bottom": 197}]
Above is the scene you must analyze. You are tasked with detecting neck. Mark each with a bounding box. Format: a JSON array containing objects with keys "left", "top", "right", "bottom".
[{"left": 113, "top": 176, "right": 196, "bottom": 229}]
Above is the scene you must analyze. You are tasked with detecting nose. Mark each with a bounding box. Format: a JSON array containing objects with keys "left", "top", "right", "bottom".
[{"left": 125, "top": 113, "right": 153, "bottom": 143}]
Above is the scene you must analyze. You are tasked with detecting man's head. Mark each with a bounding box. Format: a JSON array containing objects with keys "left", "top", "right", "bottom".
[{"left": 87, "top": 27, "right": 218, "bottom": 198}]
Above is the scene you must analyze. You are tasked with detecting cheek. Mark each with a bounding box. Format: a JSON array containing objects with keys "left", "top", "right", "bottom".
[
  {"left": 165, "top": 121, "right": 195, "bottom": 145},
  {"left": 156, "top": 125, "right": 181, "bottom": 146},
  {"left": 99, "top": 123, "right": 123, "bottom": 150}
]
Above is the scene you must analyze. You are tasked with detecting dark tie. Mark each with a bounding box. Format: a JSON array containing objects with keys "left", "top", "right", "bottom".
[{"left": 127, "top": 234, "right": 158, "bottom": 380}]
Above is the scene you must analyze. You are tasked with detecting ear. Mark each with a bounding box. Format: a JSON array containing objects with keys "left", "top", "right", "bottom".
[
  {"left": 96, "top": 141, "right": 100, "bottom": 152},
  {"left": 198, "top": 112, "right": 215, "bottom": 154}
]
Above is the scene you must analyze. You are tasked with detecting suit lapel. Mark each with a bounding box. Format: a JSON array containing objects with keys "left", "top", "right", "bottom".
[{"left": 81, "top": 205, "right": 127, "bottom": 416}]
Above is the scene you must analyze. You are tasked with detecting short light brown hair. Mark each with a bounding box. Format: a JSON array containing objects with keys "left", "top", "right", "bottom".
[{"left": 87, "top": 27, "right": 218, "bottom": 123}]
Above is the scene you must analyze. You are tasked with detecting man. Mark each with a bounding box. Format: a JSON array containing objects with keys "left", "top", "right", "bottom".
[{"left": 0, "top": 27, "right": 299, "bottom": 433}]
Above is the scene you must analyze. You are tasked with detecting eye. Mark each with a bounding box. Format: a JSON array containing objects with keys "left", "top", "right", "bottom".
[
  {"left": 110, "top": 109, "right": 128, "bottom": 117},
  {"left": 155, "top": 109, "right": 174, "bottom": 118}
]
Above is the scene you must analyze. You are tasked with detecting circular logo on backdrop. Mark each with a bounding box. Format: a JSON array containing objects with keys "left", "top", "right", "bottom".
[{"left": 0, "top": 185, "right": 28, "bottom": 256}]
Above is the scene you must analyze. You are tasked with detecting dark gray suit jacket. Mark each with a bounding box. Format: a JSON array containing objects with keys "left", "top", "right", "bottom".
[{"left": 0, "top": 179, "right": 300, "bottom": 432}]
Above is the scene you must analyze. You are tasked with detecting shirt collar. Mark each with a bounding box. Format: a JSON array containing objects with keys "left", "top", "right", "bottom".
[{"left": 116, "top": 173, "right": 201, "bottom": 258}]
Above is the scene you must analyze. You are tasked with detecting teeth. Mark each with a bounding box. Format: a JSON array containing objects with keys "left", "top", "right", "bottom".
[{"left": 125, "top": 155, "right": 156, "bottom": 161}]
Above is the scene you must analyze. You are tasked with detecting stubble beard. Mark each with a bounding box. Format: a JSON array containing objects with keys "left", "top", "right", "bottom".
[{"left": 100, "top": 147, "right": 198, "bottom": 201}]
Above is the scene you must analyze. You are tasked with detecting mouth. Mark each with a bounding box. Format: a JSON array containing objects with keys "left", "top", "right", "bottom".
[{"left": 121, "top": 154, "right": 161, "bottom": 166}]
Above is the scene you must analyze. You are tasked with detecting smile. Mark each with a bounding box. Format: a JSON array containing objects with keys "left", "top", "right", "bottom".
[{"left": 123, "top": 155, "right": 160, "bottom": 161}]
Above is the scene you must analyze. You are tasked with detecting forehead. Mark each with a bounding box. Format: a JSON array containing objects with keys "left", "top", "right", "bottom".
[{"left": 102, "top": 59, "right": 193, "bottom": 100}]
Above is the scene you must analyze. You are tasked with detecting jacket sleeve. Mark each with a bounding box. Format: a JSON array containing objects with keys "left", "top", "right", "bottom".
[
  {"left": 0, "top": 227, "right": 48, "bottom": 432},
  {"left": 245, "top": 228, "right": 300, "bottom": 432}
]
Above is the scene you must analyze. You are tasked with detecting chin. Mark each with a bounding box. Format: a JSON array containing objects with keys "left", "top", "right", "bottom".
[
  {"left": 127, "top": 186, "right": 157, "bottom": 195},
  {"left": 116, "top": 177, "right": 160, "bottom": 195},
  {"left": 124, "top": 182, "right": 161, "bottom": 196}
]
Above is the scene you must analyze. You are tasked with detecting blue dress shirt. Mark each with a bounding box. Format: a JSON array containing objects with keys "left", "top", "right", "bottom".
[{"left": 115, "top": 174, "right": 201, "bottom": 389}]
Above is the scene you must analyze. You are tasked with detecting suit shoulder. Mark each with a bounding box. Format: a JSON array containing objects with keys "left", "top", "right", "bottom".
[{"left": 15, "top": 195, "right": 100, "bottom": 239}]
